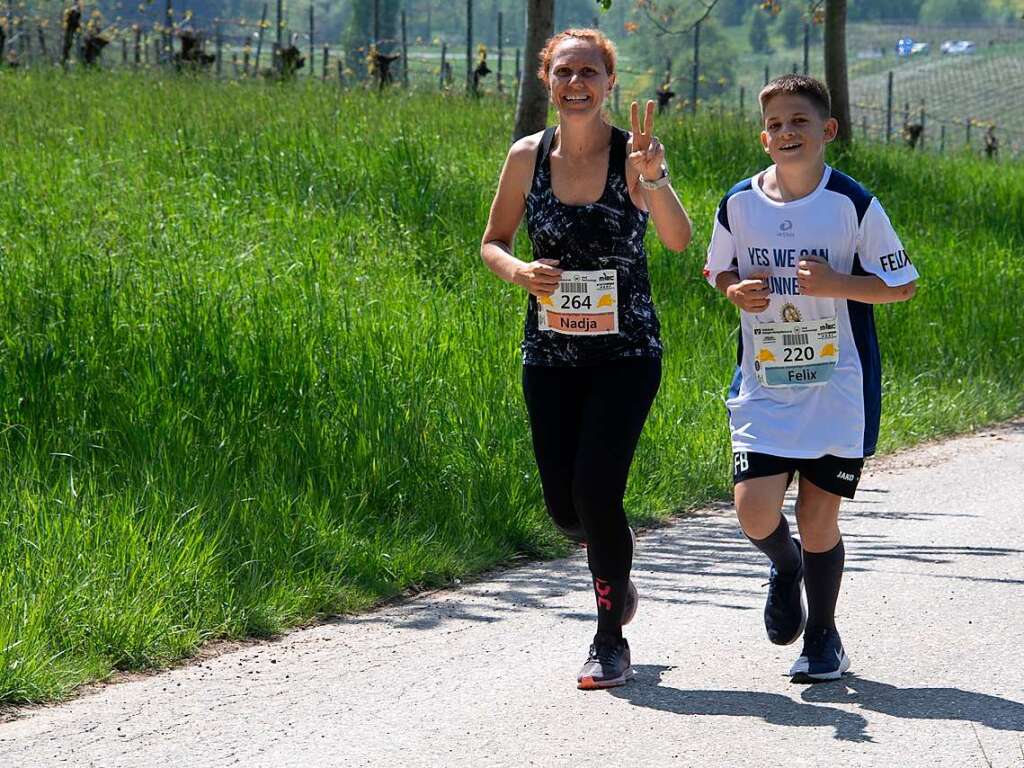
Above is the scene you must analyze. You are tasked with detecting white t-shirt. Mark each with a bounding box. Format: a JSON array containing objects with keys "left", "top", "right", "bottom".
[{"left": 704, "top": 165, "right": 919, "bottom": 459}]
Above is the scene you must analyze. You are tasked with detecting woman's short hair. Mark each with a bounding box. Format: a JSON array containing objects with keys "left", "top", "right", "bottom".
[{"left": 537, "top": 28, "right": 617, "bottom": 87}]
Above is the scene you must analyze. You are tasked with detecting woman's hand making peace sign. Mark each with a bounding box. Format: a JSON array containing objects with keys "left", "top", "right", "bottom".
[{"left": 628, "top": 100, "right": 666, "bottom": 181}]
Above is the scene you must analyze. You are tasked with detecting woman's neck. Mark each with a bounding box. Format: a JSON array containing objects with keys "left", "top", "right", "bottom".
[{"left": 556, "top": 115, "right": 612, "bottom": 158}]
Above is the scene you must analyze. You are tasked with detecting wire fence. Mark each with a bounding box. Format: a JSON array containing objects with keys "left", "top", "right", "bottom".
[{"left": 2, "top": 6, "right": 1021, "bottom": 160}]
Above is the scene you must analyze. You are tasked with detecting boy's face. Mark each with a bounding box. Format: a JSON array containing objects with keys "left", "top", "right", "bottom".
[{"left": 760, "top": 93, "right": 838, "bottom": 167}]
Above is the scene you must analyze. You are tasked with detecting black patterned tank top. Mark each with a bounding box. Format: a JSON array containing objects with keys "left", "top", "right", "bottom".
[{"left": 522, "top": 125, "right": 662, "bottom": 367}]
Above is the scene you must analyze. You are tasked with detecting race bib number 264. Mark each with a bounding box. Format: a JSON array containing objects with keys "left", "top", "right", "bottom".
[{"left": 537, "top": 270, "right": 619, "bottom": 336}]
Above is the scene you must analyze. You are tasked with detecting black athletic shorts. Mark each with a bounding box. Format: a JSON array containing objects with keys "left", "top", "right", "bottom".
[{"left": 732, "top": 451, "right": 865, "bottom": 499}]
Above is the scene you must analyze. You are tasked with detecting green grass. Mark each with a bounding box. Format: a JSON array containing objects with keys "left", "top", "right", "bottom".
[{"left": 0, "top": 69, "right": 1022, "bottom": 706}]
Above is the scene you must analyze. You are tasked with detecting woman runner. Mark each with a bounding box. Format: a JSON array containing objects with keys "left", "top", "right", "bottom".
[{"left": 480, "top": 28, "right": 692, "bottom": 689}]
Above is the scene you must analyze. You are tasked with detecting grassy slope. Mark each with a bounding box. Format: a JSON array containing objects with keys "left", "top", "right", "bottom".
[{"left": 0, "top": 71, "right": 1021, "bottom": 704}]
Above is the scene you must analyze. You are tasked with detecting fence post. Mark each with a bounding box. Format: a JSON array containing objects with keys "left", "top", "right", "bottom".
[
  {"left": 38, "top": 25, "right": 48, "bottom": 61},
  {"left": 497, "top": 11, "right": 503, "bottom": 93},
  {"left": 763, "top": 64, "right": 769, "bottom": 86},
  {"left": 940, "top": 124, "right": 946, "bottom": 154},
  {"left": 401, "top": 10, "right": 408, "bottom": 87},
  {"left": 802, "top": 21, "right": 809, "bottom": 75},
  {"left": 691, "top": 18, "right": 700, "bottom": 115},
  {"left": 256, "top": 4, "right": 267, "bottom": 73},
  {"left": 215, "top": 21, "right": 223, "bottom": 77},
  {"left": 965, "top": 118, "right": 971, "bottom": 147},
  {"left": 309, "top": 4, "right": 314, "bottom": 78},
  {"left": 322, "top": 44, "right": 328, "bottom": 80},
  {"left": 232, "top": 52, "right": 238, "bottom": 77},
  {"left": 739, "top": 85, "right": 744, "bottom": 115},
  {"left": 122, "top": 37, "right": 127, "bottom": 64},
  {"left": 337, "top": 58, "right": 345, "bottom": 87},
  {"left": 515, "top": 47, "right": 520, "bottom": 95},
  {"left": 144, "top": 33, "right": 150, "bottom": 64},
  {"left": 885, "top": 70, "right": 893, "bottom": 144},
  {"left": 134, "top": 26, "right": 140, "bottom": 66},
  {"left": 465, "top": 0, "right": 473, "bottom": 93},
  {"left": 440, "top": 41, "right": 447, "bottom": 90}
]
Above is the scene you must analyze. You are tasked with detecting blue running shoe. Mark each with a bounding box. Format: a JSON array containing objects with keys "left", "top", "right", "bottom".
[
  {"left": 789, "top": 626, "right": 851, "bottom": 683},
  {"left": 577, "top": 635, "right": 633, "bottom": 690},
  {"left": 764, "top": 538, "right": 806, "bottom": 645}
]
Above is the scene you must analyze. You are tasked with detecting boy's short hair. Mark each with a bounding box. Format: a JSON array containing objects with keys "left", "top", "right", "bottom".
[{"left": 759, "top": 75, "right": 831, "bottom": 119}]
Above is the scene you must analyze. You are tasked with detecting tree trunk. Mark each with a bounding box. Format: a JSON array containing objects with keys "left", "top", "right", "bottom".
[
  {"left": 824, "top": 0, "right": 851, "bottom": 144},
  {"left": 512, "top": 0, "right": 553, "bottom": 141}
]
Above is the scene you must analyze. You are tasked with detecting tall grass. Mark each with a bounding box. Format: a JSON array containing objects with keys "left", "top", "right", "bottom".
[{"left": 0, "top": 70, "right": 1021, "bottom": 704}]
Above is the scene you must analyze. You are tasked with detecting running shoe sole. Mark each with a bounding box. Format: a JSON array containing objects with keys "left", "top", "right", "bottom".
[
  {"left": 577, "top": 666, "right": 635, "bottom": 690},
  {"left": 790, "top": 651, "right": 851, "bottom": 684}
]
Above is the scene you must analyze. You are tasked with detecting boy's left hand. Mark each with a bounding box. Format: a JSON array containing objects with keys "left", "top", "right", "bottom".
[{"left": 797, "top": 257, "right": 842, "bottom": 297}]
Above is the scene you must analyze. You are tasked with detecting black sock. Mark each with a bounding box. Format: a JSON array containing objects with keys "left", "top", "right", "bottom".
[
  {"left": 803, "top": 538, "right": 845, "bottom": 632},
  {"left": 746, "top": 515, "right": 802, "bottom": 575},
  {"left": 593, "top": 575, "right": 628, "bottom": 640}
]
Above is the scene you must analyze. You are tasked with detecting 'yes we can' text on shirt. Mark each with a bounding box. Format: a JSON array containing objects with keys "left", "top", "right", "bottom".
[{"left": 704, "top": 165, "right": 919, "bottom": 460}]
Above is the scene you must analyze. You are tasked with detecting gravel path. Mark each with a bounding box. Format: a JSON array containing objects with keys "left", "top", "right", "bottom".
[{"left": 3, "top": 423, "right": 1023, "bottom": 767}]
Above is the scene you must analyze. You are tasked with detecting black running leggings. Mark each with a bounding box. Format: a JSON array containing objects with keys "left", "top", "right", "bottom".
[{"left": 522, "top": 357, "right": 661, "bottom": 583}]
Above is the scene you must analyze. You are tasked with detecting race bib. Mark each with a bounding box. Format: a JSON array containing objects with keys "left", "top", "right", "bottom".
[
  {"left": 537, "top": 270, "right": 619, "bottom": 336},
  {"left": 752, "top": 317, "right": 839, "bottom": 387}
]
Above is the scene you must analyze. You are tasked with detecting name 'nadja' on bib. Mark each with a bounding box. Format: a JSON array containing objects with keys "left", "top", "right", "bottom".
[{"left": 538, "top": 270, "right": 619, "bottom": 336}]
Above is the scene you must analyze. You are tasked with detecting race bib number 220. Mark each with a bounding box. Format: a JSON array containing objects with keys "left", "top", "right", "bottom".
[{"left": 537, "top": 270, "right": 619, "bottom": 336}]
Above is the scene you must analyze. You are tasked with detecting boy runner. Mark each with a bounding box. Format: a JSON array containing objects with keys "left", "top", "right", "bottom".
[{"left": 704, "top": 75, "right": 918, "bottom": 682}]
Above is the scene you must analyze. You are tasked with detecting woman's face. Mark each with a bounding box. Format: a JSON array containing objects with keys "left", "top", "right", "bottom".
[{"left": 547, "top": 39, "right": 614, "bottom": 116}]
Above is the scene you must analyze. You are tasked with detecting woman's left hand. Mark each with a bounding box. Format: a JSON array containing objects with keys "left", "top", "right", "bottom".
[{"left": 628, "top": 100, "right": 666, "bottom": 182}]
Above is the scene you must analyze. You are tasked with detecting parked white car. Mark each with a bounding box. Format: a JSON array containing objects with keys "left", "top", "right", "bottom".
[{"left": 941, "top": 40, "right": 977, "bottom": 55}]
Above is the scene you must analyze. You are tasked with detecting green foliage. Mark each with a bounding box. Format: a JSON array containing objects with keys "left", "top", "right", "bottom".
[
  {"left": 777, "top": 2, "right": 803, "bottom": 48},
  {"left": 0, "top": 71, "right": 1021, "bottom": 704},
  {"left": 627, "top": 15, "right": 738, "bottom": 102},
  {"left": 919, "top": 0, "right": 990, "bottom": 22},
  {"left": 749, "top": 7, "right": 773, "bottom": 53}
]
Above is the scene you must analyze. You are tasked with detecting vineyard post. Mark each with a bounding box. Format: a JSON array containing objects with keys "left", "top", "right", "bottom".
[
  {"left": 275, "top": 0, "right": 283, "bottom": 72},
  {"left": 401, "top": 9, "right": 408, "bottom": 88},
  {"left": 802, "top": 20, "right": 809, "bottom": 75},
  {"left": 739, "top": 85, "right": 744, "bottom": 116},
  {"left": 940, "top": 123, "right": 946, "bottom": 153},
  {"left": 215, "top": 20, "right": 222, "bottom": 78},
  {"left": 691, "top": 19, "right": 700, "bottom": 115},
  {"left": 122, "top": 37, "right": 127, "bottom": 65},
  {"left": 514, "top": 47, "right": 520, "bottom": 96},
  {"left": 885, "top": 70, "right": 893, "bottom": 143},
  {"left": 255, "top": 3, "right": 267, "bottom": 73},
  {"left": 965, "top": 118, "right": 971, "bottom": 147},
  {"left": 497, "top": 11, "right": 503, "bottom": 93},
  {"left": 133, "top": 25, "right": 140, "bottom": 66},
  {"left": 440, "top": 41, "right": 447, "bottom": 90},
  {"left": 164, "top": 0, "right": 173, "bottom": 65},
  {"left": 322, "top": 44, "right": 327, "bottom": 80},
  {"left": 466, "top": 0, "right": 473, "bottom": 94},
  {"left": 337, "top": 58, "right": 344, "bottom": 86}
]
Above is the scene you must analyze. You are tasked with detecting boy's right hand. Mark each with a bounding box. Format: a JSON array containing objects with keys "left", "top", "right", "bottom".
[
  {"left": 726, "top": 275, "right": 771, "bottom": 313},
  {"left": 515, "top": 259, "right": 562, "bottom": 297}
]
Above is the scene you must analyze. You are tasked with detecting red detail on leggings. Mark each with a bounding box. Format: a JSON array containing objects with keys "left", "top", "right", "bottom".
[{"left": 594, "top": 578, "right": 613, "bottom": 611}]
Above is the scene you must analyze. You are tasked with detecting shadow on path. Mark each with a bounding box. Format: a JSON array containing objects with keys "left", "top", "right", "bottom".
[
  {"left": 801, "top": 676, "right": 1024, "bottom": 732},
  {"left": 609, "top": 665, "right": 873, "bottom": 743}
]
